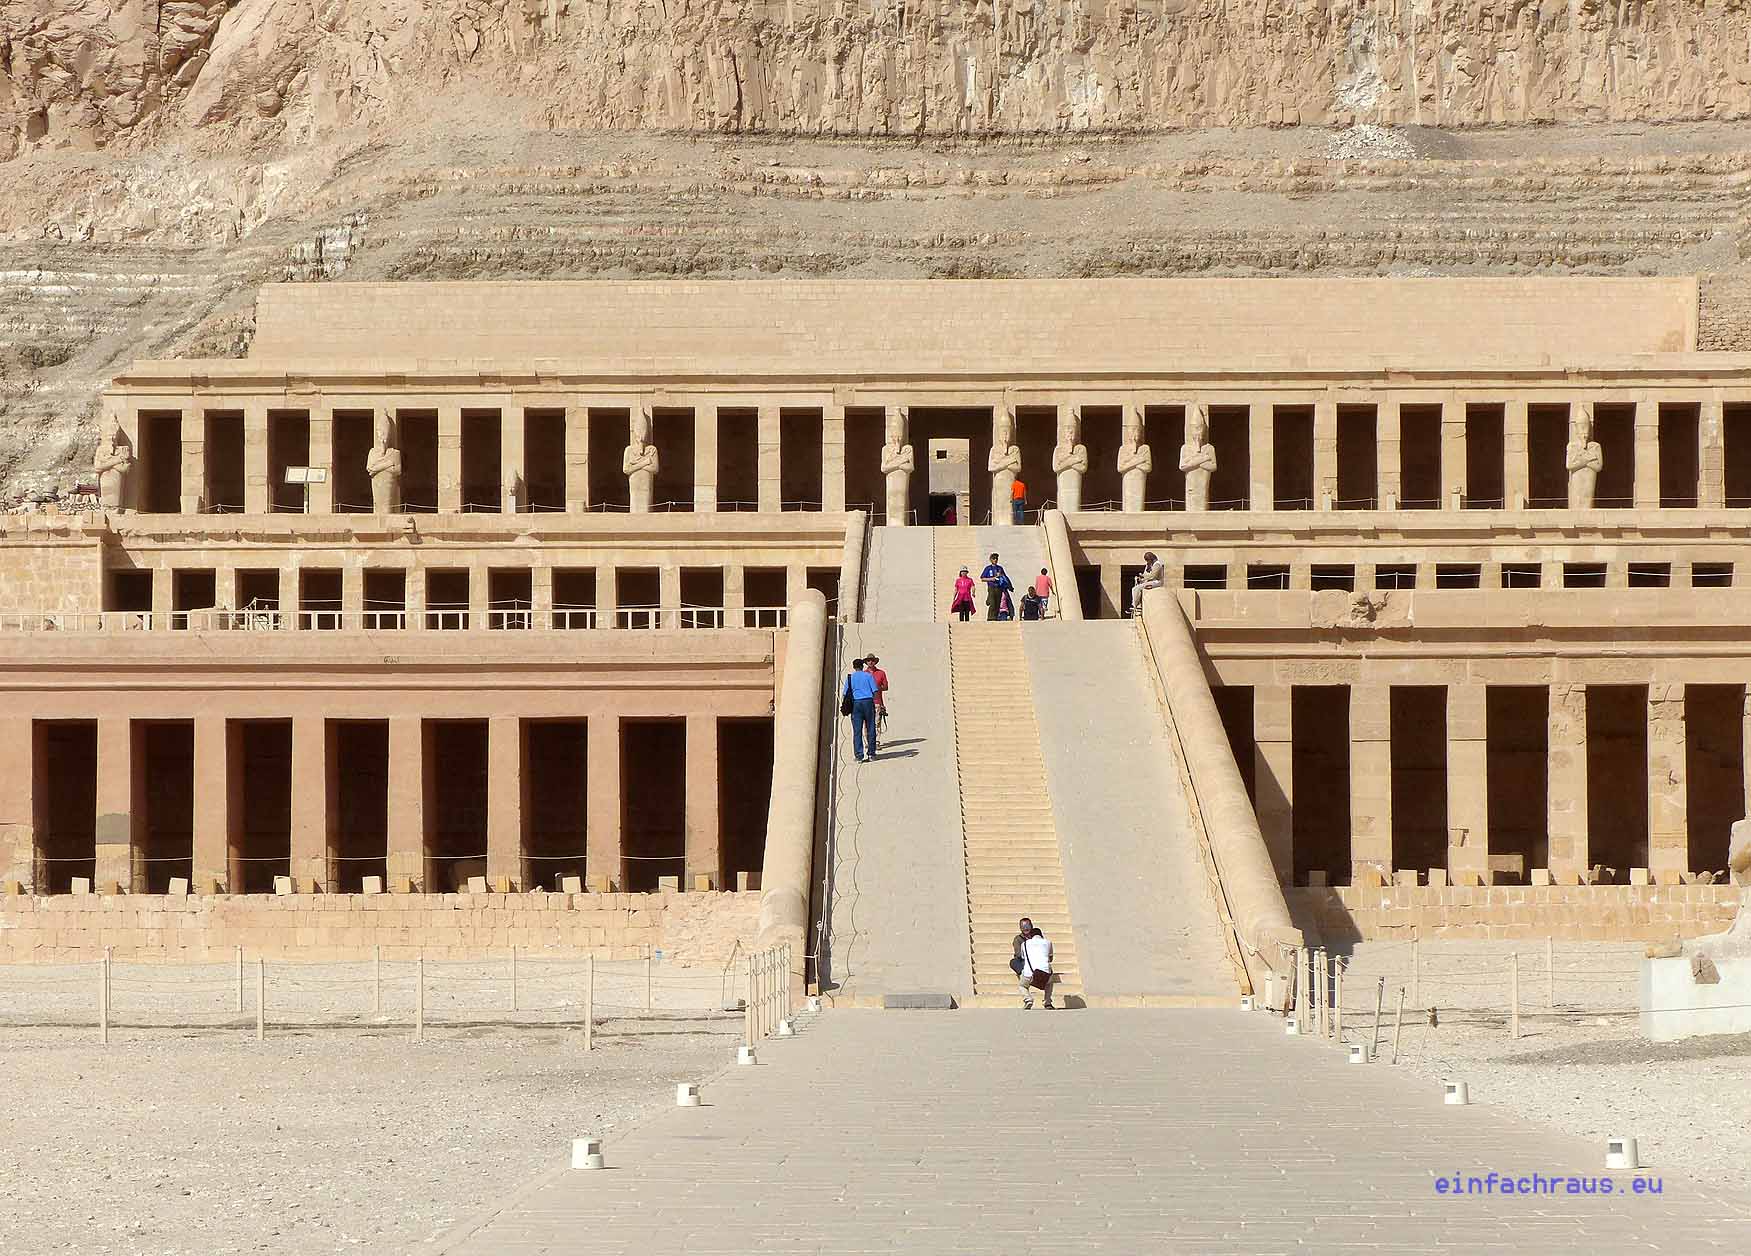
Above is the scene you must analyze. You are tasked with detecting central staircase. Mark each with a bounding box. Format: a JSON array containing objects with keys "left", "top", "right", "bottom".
[{"left": 947, "top": 620, "right": 1082, "bottom": 1002}]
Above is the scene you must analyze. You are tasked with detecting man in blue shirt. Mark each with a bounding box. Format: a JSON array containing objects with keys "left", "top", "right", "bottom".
[
  {"left": 844, "top": 657, "right": 881, "bottom": 763},
  {"left": 980, "top": 553, "right": 1009, "bottom": 621}
]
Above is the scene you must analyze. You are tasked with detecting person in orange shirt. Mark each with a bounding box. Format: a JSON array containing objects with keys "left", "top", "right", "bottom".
[{"left": 1010, "top": 476, "right": 1027, "bottom": 524}]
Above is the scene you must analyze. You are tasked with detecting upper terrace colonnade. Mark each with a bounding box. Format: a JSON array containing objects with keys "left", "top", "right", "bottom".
[{"left": 98, "top": 277, "right": 1751, "bottom": 524}]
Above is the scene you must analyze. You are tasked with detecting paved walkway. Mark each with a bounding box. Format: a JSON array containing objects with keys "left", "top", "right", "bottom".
[{"left": 438, "top": 1009, "right": 1751, "bottom": 1254}]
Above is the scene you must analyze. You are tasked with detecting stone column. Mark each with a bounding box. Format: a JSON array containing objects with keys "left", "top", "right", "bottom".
[
  {"left": 1632, "top": 398, "right": 1660, "bottom": 509},
  {"left": 822, "top": 404, "right": 847, "bottom": 511},
  {"left": 192, "top": 715, "right": 232, "bottom": 893},
  {"left": 879, "top": 405, "right": 914, "bottom": 525},
  {"left": 1441, "top": 403, "right": 1467, "bottom": 510},
  {"left": 1503, "top": 399, "right": 1529, "bottom": 509},
  {"left": 1248, "top": 402, "right": 1274, "bottom": 512},
  {"left": 1699, "top": 397, "right": 1726, "bottom": 510},
  {"left": 1548, "top": 683, "right": 1588, "bottom": 883},
  {"left": 487, "top": 715, "right": 525, "bottom": 890},
  {"left": 565, "top": 404, "right": 590, "bottom": 513},
  {"left": 307, "top": 407, "right": 335, "bottom": 512},
  {"left": 694, "top": 404, "right": 719, "bottom": 512},
  {"left": 244, "top": 404, "right": 270, "bottom": 514},
  {"left": 501, "top": 406, "right": 526, "bottom": 513},
  {"left": 1253, "top": 684, "right": 1293, "bottom": 879},
  {"left": 404, "top": 567, "right": 427, "bottom": 633},
  {"left": 625, "top": 403, "right": 659, "bottom": 513},
  {"left": 1446, "top": 683, "right": 1489, "bottom": 883},
  {"left": 724, "top": 565, "right": 745, "bottom": 625},
  {"left": 1349, "top": 685, "right": 1391, "bottom": 878},
  {"left": 1313, "top": 400, "right": 1338, "bottom": 510},
  {"left": 532, "top": 565, "right": 554, "bottom": 627},
  {"left": 467, "top": 565, "right": 488, "bottom": 630},
  {"left": 290, "top": 715, "right": 329, "bottom": 891},
  {"left": 685, "top": 713, "right": 720, "bottom": 890},
  {"left": 437, "top": 403, "right": 463, "bottom": 512},
  {"left": 1378, "top": 400, "right": 1403, "bottom": 508},
  {"left": 0, "top": 718, "right": 34, "bottom": 891},
  {"left": 341, "top": 565, "right": 365, "bottom": 621},
  {"left": 660, "top": 563, "right": 682, "bottom": 632},
  {"left": 596, "top": 563, "right": 617, "bottom": 630},
  {"left": 1052, "top": 405, "right": 1089, "bottom": 511},
  {"left": 179, "top": 409, "right": 205, "bottom": 513},
  {"left": 1648, "top": 684, "right": 1688, "bottom": 881},
  {"left": 586, "top": 714, "right": 622, "bottom": 891},
  {"left": 94, "top": 717, "right": 135, "bottom": 893},
  {"left": 386, "top": 717, "right": 426, "bottom": 891},
  {"left": 757, "top": 405, "right": 781, "bottom": 512},
  {"left": 1117, "top": 400, "right": 1151, "bottom": 514},
  {"left": 990, "top": 404, "right": 1022, "bottom": 523}
]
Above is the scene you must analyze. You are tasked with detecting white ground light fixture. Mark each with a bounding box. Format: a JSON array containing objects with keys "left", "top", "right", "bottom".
[
  {"left": 571, "top": 1137, "right": 605, "bottom": 1170},
  {"left": 676, "top": 1083, "right": 701, "bottom": 1107},
  {"left": 1443, "top": 1081, "right": 1470, "bottom": 1105},
  {"left": 1605, "top": 1137, "right": 1640, "bottom": 1170}
]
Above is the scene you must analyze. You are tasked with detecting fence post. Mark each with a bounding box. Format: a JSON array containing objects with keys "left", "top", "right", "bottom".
[
  {"left": 1391, "top": 986, "right": 1406, "bottom": 1064},
  {"left": 644, "top": 952, "right": 652, "bottom": 1014},
  {"left": 1370, "top": 976, "right": 1385, "bottom": 1059},
  {"left": 415, "top": 955, "right": 425, "bottom": 1042},
  {"left": 584, "top": 955, "right": 595, "bottom": 1052},
  {"left": 1509, "top": 952, "right": 1519, "bottom": 1040},
  {"left": 235, "top": 945, "right": 244, "bottom": 1015},
  {"left": 745, "top": 955, "right": 756, "bottom": 1045},
  {"left": 255, "top": 958, "right": 265, "bottom": 1042},
  {"left": 1333, "top": 963, "right": 1343, "bottom": 1042},
  {"left": 99, "top": 949, "right": 110, "bottom": 1046},
  {"left": 1411, "top": 937, "right": 1420, "bottom": 1009},
  {"left": 1546, "top": 935, "right": 1554, "bottom": 1010},
  {"left": 511, "top": 946, "right": 519, "bottom": 1014},
  {"left": 373, "top": 945, "right": 382, "bottom": 1015}
]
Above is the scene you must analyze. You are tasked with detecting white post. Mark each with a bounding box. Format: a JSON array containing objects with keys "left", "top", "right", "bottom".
[
  {"left": 584, "top": 954, "right": 595, "bottom": 1052},
  {"left": 745, "top": 955, "right": 756, "bottom": 1045},
  {"left": 511, "top": 946, "right": 519, "bottom": 1014},
  {"left": 644, "top": 952, "right": 652, "bottom": 1013},
  {"left": 373, "top": 945, "right": 382, "bottom": 1015},
  {"left": 1391, "top": 986, "right": 1405, "bottom": 1064},
  {"left": 99, "top": 949, "right": 110, "bottom": 1046},
  {"left": 415, "top": 955, "right": 425, "bottom": 1042},
  {"left": 235, "top": 945, "right": 244, "bottom": 1014},
  {"left": 1509, "top": 952, "right": 1519, "bottom": 1040},
  {"left": 255, "top": 958, "right": 265, "bottom": 1042},
  {"left": 1333, "top": 963, "right": 1343, "bottom": 1041}
]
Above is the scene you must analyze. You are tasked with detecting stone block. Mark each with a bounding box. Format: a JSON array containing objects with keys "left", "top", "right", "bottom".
[
  {"left": 466, "top": 876, "right": 488, "bottom": 894},
  {"left": 1393, "top": 870, "right": 1418, "bottom": 888},
  {"left": 693, "top": 875, "right": 714, "bottom": 892},
  {"left": 1306, "top": 869, "right": 1327, "bottom": 888},
  {"left": 561, "top": 876, "right": 583, "bottom": 894},
  {"left": 587, "top": 874, "right": 613, "bottom": 894},
  {"left": 1531, "top": 868, "right": 1551, "bottom": 886},
  {"left": 362, "top": 876, "right": 384, "bottom": 896},
  {"left": 657, "top": 875, "right": 680, "bottom": 892},
  {"left": 167, "top": 878, "right": 189, "bottom": 897},
  {"left": 1630, "top": 867, "right": 1651, "bottom": 886},
  {"left": 1426, "top": 867, "right": 1448, "bottom": 887},
  {"left": 70, "top": 878, "right": 91, "bottom": 896},
  {"left": 273, "top": 876, "right": 293, "bottom": 896},
  {"left": 735, "top": 871, "right": 760, "bottom": 892},
  {"left": 493, "top": 876, "right": 513, "bottom": 894}
]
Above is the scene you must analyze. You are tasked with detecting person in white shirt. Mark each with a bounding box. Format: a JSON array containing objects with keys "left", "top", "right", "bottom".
[
  {"left": 1013, "top": 916, "right": 1055, "bottom": 1010},
  {"left": 1130, "top": 550, "right": 1165, "bottom": 616}
]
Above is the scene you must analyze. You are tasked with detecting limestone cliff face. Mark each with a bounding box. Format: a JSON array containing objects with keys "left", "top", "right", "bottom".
[{"left": 9, "top": 0, "right": 1751, "bottom": 158}]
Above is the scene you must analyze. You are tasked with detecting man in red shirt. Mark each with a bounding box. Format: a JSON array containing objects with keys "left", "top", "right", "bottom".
[{"left": 864, "top": 654, "right": 889, "bottom": 736}]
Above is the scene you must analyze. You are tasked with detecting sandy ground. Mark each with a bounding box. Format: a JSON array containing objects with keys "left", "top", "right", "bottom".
[
  {"left": 1314, "top": 940, "right": 1751, "bottom": 1194},
  {"left": 0, "top": 960, "right": 749, "bottom": 1255}
]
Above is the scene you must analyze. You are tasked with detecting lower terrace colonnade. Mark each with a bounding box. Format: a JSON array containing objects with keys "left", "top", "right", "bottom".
[
  {"left": 0, "top": 712, "right": 774, "bottom": 898},
  {"left": 99, "top": 391, "right": 1751, "bottom": 524}
]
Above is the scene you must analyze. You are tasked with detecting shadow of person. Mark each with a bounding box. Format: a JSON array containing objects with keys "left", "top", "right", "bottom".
[{"left": 875, "top": 736, "right": 927, "bottom": 750}]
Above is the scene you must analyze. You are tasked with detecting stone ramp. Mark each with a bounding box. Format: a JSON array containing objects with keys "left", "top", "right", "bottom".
[
  {"left": 1024, "top": 620, "right": 1238, "bottom": 1000},
  {"left": 949, "top": 622, "right": 1082, "bottom": 1000},
  {"left": 861, "top": 526, "right": 935, "bottom": 624},
  {"left": 817, "top": 621, "right": 971, "bottom": 1004},
  {"left": 438, "top": 1009, "right": 1751, "bottom": 1255}
]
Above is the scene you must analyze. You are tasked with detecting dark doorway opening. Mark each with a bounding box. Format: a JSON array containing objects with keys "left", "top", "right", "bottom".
[
  {"left": 1686, "top": 685, "right": 1744, "bottom": 875},
  {"left": 718, "top": 408, "right": 758, "bottom": 510},
  {"left": 205, "top": 412, "right": 245, "bottom": 512},
  {"left": 719, "top": 717, "right": 774, "bottom": 889},
  {"left": 1398, "top": 404, "right": 1442, "bottom": 509},
  {"left": 140, "top": 411, "right": 181, "bottom": 513},
  {"left": 652, "top": 408, "right": 694, "bottom": 511},
  {"left": 1659, "top": 403, "right": 1700, "bottom": 508},
  {"left": 34, "top": 721, "right": 95, "bottom": 894},
  {"left": 1272, "top": 405, "right": 1314, "bottom": 510},
  {"left": 1391, "top": 687, "right": 1448, "bottom": 873},
  {"left": 1211, "top": 687, "right": 1256, "bottom": 802},
  {"left": 332, "top": 721, "right": 388, "bottom": 892},
  {"left": 844, "top": 409, "right": 884, "bottom": 517},
  {"left": 1208, "top": 405, "right": 1250, "bottom": 509},
  {"left": 622, "top": 720, "right": 686, "bottom": 891},
  {"left": 781, "top": 409, "right": 823, "bottom": 509},
  {"left": 1335, "top": 405, "right": 1377, "bottom": 509},
  {"left": 905, "top": 408, "right": 994, "bottom": 523},
  {"left": 1587, "top": 686, "right": 1649, "bottom": 876},
  {"left": 1143, "top": 404, "right": 1184, "bottom": 508},
  {"left": 139, "top": 721, "right": 194, "bottom": 893},
  {"left": 588, "top": 408, "right": 630, "bottom": 511},
  {"left": 1527, "top": 403, "right": 1569, "bottom": 508},
  {"left": 1292, "top": 686, "right": 1351, "bottom": 884},
  {"left": 427, "top": 721, "right": 488, "bottom": 891},
  {"left": 525, "top": 409, "right": 567, "bottom": 511},
  {"left": 397, "top": 410, "right": 439, "bottom": 511},
  {"left": 461, "top": 409, "right": 502, "bottom": 512},
  {"left": 268, "top": 410, "right": 311, "bottom": 513},
  {"left": 236, "top": 720, "right": 292, "bottom": 893},
  {"left": 527, "top": 720, "right": 587, "bottom": 889},
  {"left": 1594, "top": 403, "right": 1636, "bottom": 508},
  {"left": 1464, "top": 404, "right": 1505, "bottom": 508},
  {"left": 1078, "top": 406, "right": 1122, "bottom": 509},
  {"left": 332, "top": 410, "right": 374, "bottom": 512}
]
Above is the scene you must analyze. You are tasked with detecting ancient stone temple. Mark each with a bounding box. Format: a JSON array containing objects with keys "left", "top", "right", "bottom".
[{"left": 0, "top": 277, "right": 1747, "bottom": 990}]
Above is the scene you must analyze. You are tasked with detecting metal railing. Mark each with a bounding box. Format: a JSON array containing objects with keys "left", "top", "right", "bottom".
[
  {"left": 615, "top": 607, "right": 661, "bottom": 630},
  {"left": 679, "top": 607, "right": 725, "bottom": 629},
  {"left": 742, "top": 606, "right": 787, "bottom": 628},
  {"left": 0, "top": 606, "right": 792, "bottom": 634},
  {"left": 551, "top": 608, "right": 598, "bottom": 630}
]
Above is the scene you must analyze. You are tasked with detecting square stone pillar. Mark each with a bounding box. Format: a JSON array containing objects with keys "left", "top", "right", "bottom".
[
  {"left": 179, "top": 409, "right": 205, "bottom": 513},
  {"left": 0, "top": 718, "right": 34, "bottom": 890},
  {"left": 757, "top": 405, "right": 781, "bottom": 512},
  {"left": 586, "top": 714, "right": 622, "bottom": 890},
  {"left": 787, "top": 563, "right": 809, "bottom": 609},
  {"left": 1648, "top": 684, "right": 1688, "bottom": 878},
  {"left": 1503, "top": 399, "right": 1529, "bottom": 509},
  {"left": 1632, "top": 399, "right": 1660, "bottom": 509},
  {"left": 467, "top": 566, "right": 488, "bottom": 630},
  {"left": 1699, "top": 397, "right": 1726, "bottom": 510},
  {"left": 660, "top": 563, "right": 682, "bottom": 631},
  {"left": 724, "top": 565, "right": 745, "bottom": 620},
  {"left": 1253, "top": 684, "right": 1293, "bottom": 879},
  {"left": 244, "top": 404, "right": 270, "bottom": 514},
  {"left": 307, "top": 407, "right": 335, "bottom": 512},
  {"left": 95, "top": 717, "right": 136, "bottom": 892},
  {"left": 387, "top": 717, "right": 426, "bottom": 891},
  {"left": 1247, "top": 402, "right": 1274, "bottom": 512},
  {"left": 1313, "top": 400, "right": 1338, "bottom": 509},
  {"left": 151, "top": 565, "right": 173, "bottom": 627},
  {"left": 487, "top": 715, "right": 526, "bottom": 890},
  {"left": 685, "top": 714, "right": 720, "bottom": 890},
  {"left": 192, "top": 715, "right": 233, "bottom": 893},
  {"left": 502, "top": 406, "right": 527, "bottom": 513},
  {"left": 532, "top": 565, "right": 554, "bottom": 623},
  {"left": 694, "top": 404, "right": 719, "bottom": 512},
  {"left": 1349, "top": 686, "right": 1391, "bottom": 877},
  {"left": 823, "top": 404, "right": 847, "bottom": 511},
  {"left": 404, "top": 567, "right": 427, "bottom": 633},
  {"left": 437, "top": 404, "right": 463, "bottom": 512},
  {"left": 1446, "top": 684, "right": 1489, "bottom": 881},
  {"left": 290, "top": 715, "right": 329, "bottom": 891},
  {"left": 1440, "top": 405, "right": 1468, "bottom": 509},
  {"left": 341, "top": 565, "right": 365, "bottom": 618},
  {"left": 1377, "top": 400, "right": 1402, "bottom": 507},
  {"left": 1547, "top": 683, "right": 1588, "bottom": 882},
  {"left": 565, "top": 404, "right": 590, "bottom": 512},
  {"left": 596, "top": 563, "right": 617, "bottom": 629}
]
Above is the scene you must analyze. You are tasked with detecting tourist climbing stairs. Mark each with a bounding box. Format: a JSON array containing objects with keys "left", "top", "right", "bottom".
[{"left": 947, "top": 620, "right": 1082, "bottom": 1002}]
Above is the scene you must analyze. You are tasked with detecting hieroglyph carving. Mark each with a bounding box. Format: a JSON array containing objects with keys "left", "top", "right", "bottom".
[
  {"left": 1052, "top": 408, "right": 1089, "bottom": 512},
  {"left": 1565, "top": 404, "right": 1603, "bottom": 510},
  {"left": 623, "top": 406, "right": 660, "bottom": 512},
  {"left": 880, "top": 407, "right": 914, "bottom": 525},
  {"left": 1179, "top": 404, "right": 1218, "bottom": 512}
]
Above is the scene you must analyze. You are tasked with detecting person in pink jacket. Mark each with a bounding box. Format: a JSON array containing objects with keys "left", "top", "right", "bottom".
[{"left": 950, "top": 567, "right": 976, "bottom": 621}]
